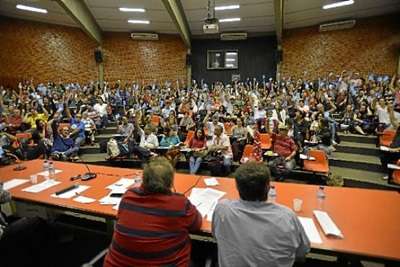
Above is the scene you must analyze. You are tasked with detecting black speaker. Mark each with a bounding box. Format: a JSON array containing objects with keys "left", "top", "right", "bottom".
[
  {"left": 94, "top": 49, "right": 103, "bottom": 63},
  {"left": 276, "top": 49, "right": 283, "bottom": 63},
  {"left": 186, "top": 54, "right": 191, "bottom": 66}
]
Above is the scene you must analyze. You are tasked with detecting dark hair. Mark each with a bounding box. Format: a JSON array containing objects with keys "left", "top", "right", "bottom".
[
  {"left": 193, "top": 128, "right": 205, "bottom": 141},
  {"left": 233, "top": 162, "right": 271, "bottom": 201},
  {"left": 143, "top": 157, "right": 174, "bottom": 194}
]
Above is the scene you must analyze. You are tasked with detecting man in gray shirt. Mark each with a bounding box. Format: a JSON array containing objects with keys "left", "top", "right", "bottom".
[{"left": 212, "top": 162, "right": 310, "bottom": 267}]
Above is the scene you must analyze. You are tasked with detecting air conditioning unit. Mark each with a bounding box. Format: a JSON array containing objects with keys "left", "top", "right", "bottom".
[
  {"left": 220, "top": 32, "right": 247, "bottom": 41},
  {"left": 319, "top": 20, "right": 356, "bottom": 32},
  {"left": 130, "top": 33, "right": 159, "bottom": 40}
]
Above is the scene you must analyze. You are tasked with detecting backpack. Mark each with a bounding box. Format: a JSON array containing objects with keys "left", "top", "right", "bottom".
[{"left": 107, "top": 138, "right": 120, "bottom": 158}]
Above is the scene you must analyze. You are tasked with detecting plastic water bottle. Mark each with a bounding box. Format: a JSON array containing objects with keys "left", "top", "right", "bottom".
[
  {"left": 268, "top": 185, "right": 277, "bottom": 203},
  {"left": 48, "top": 162, "right": 55, "bottom": 180},
  {"left": 317, "top": 186, "right": 326, "bottom": 210},
  {"left": 43, "top": 160, "right": 49, "bottom": 173}
]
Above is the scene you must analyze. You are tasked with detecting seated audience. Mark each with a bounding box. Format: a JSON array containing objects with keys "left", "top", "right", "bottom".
[
  {"left": 50, "top": 119, "right": 79, "bottom": 161},
  {"left": 104, "top": 157, "right": 202, "bottom": 267},
  {"left": 207, "top": 125, "right": 232, "bottom": 175},
  {"left": 188, "top": 128, "right": 207, "bottom": 174},
  {"left": 212, "top": 162, "right": 310, "bottom": 267}
]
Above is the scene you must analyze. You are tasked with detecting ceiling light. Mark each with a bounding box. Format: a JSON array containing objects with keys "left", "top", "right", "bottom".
[
  {"left": 119, "top": 7, "right": 145, "bottom": 12},
  {"left": 225, "top": 58, "right": 236, "bottom": 62},
  {"left": 219, "top": 18, "right": 241, "bottom": 23},
  {"left": 226, "top": 52, "right": 238, "bottom": 56},
  {"left": 226, "top": 64, "right": 235, "bottom": 67},
  {"left": 215, "top": 5, "right": 240, "bottom": 11},
  {"left": 16, "top": 4, "right": 47, "bottom": 14},
  {"left": 128, "top": 20, "right": 150, "bottom": 24},
  {"left": 322, "top": 0, "right": 354, "bottom": 10}
]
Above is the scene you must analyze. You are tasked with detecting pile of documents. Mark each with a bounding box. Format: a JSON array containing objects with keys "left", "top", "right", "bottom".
[
  {"left": 189, "top": 188, "right": 226, "bottom": 221},
  {"left": 99, "top": 177, "right": 142, "bottom": 210}
]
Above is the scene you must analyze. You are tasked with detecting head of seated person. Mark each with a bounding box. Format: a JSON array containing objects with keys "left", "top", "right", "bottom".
[
  {"left": 234, "top": 161, "right": 270, "bottom": 202},
  {"left": 60, "top": 126, "right": 70, "bottom": 138},
  {"left": 143, "top": 157, "right": 174, "bottom": 194},
  {"left": 214, "top": 125, "right": 223, "bottom": 137}
]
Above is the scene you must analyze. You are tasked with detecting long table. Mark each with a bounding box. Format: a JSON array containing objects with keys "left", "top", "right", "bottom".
[{"left": 1, "top": 160, "right": 400, "bottom": 262}]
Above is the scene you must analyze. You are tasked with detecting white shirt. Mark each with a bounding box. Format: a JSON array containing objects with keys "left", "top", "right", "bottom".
[
  {"left": 206, "top": 122, "right": 225, "bottom": 137},
  {"left": 93, "top": 103, "right": 108, "bottom": 117},
  {"left": 207, "top": 134, "right": 232, "bottom": 157},
  {"left": 139, "top": 133, "right": 159, "bottom": 149}
]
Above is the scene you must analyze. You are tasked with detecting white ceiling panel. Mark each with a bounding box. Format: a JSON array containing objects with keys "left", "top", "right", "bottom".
[{"left": 0, "top": 0, "right": 76, "bottom": 27}]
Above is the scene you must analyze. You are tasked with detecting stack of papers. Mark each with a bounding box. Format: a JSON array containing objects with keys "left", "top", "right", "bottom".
[
  {"left": 99, "top": 194, "right": 123, "bottom": 206},
  {"left": 189, "top": 188, "right": 226, "bottom": 221},
  {"left": 204, "top": 177, "right": 219, "bottom": 186},
  {"left": 387, "top": 163, "right": 400, "bottom": 170},
  {"left": 3, "top": 179, "right": 29, "bottom": 190},
  {"left": 380, "top": 146, "right": 390, "bottom": 151},
  {"left": 313, "top": 210, "right": 343, "bottom": 238},
  {"left": 107, "top": 178, "right": 139, "bottom": 191},
  {"left": 51, "top": 185, "right": 90, "bottom": 199},
  {"left": 36, "top": 169, "right": 62, "bottom": 176},
  {"left": 22, "top": 179, "right": 61, "bottom": 193},
  {"left": 73, "top": 196, "right": 96, "bottom": 204},
  {"left": 298, "top": 216, "right": 323, "bottom": 244}
]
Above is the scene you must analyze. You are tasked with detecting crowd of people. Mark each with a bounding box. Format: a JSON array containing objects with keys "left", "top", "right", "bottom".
[{"left": 0, "top": 71, "right": 400, "bottom": 181}]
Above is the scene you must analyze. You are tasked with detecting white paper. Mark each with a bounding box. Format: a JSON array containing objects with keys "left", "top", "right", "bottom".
[
  {"left": 51, "top": 185, "right": 90, "bottom": 199},
  {"left": 206, "top": 200, "right": 218, "bottom": 222},
  {"left": 387, "top": 163, "right": 400, "bottom": 170},
  {"left": 204, "top": 177, "right": 219, "bottom": 186},
  {"left": 36, "top": 169, "right": 62, "bottom": 176},
  {"left": 180, "top": 148, "right": 192, "bottom": 152},
  {"left": 106, "top": 178, "right": 137, "bottom": 191},
  {"left": 22, "top": 179, "right": 61, "bottom": 193},
  {"left": 300, "top": 154, "right": 316, "bottom": 160},
  {"left": 313, "top": 210, "right": 343, "bottom": 238},
  {"left": 380, "top": 146, "right": 390, "bottom": 151},
  {"left": 3, "top": 179, "right": 29, "bottom": 190},
  {"left": 189, "top": 188, "right": 225, "bottom": 218},
  {"left": 298, "top": 216, "right": 323, "bottom": 244},
  {"left": 73, "top": 196, "right": 96, "bottom": 204},
  {"left": 99, "top": 194, "right": 123, "bottom": 205}
]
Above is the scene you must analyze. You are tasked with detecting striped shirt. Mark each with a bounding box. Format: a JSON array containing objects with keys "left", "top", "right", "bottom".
[{"left": 104, "top": 186, "right": 202, "bottom": 267}]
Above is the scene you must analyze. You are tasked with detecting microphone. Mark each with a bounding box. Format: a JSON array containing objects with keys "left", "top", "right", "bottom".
[{"left": 82, "top": 161, "right": 97, "bottom": 181}]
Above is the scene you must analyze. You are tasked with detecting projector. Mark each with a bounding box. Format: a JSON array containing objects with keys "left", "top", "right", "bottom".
[{"left": 203, "top": 18, "right": 219, "bottom": 34}]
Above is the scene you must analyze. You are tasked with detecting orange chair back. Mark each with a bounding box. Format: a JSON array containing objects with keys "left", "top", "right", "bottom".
[
  {"left": 184, "top": 130, "right": 195, "bottom": 146},
  {"left": 380, "top": 129, "right": 396, "bottom": 147},
  {"left": 259, "top": 133, "right": 272, "bottom": 150},
  {"left": 16, "top": 132, "right": 32, "bottom": 140},
  {"left": 393, "top": 170, "right": 400, "bottom": 185},
  {"left": 151, "top": 115, "right": 161, "bottom": 126},
  {"left": 224, "top": 122, "right": 234, "bottom": 136},
  {"left": 303, "top": 149, "right": 329, "bottom": 174},
  {"left": 242, "top": 144, "right": 254, "bottom": 158}
]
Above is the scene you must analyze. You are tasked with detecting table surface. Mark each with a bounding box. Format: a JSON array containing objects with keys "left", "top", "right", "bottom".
[{"left": 1, "top": 160, "right": 400, "bottom": 261}]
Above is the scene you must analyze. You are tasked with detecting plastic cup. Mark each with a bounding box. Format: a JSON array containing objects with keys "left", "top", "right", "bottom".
[
  {"left": 30, "top": 175, "right": 38, "bottom": 184},
  {"left": 293, "top": 198, "right": 303, "bottom": 212}
]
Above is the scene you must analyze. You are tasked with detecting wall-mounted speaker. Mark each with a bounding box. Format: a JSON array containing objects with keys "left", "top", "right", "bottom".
[{"left": 94, "top": 49, "right": 103, "bottom": 63}]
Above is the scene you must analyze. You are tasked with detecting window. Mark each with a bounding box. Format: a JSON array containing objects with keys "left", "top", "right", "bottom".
[{"left": 207, "top": 50, "right": 238, "bottom": 70}]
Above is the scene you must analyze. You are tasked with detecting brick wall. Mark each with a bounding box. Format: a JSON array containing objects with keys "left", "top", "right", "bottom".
[
  {"left": 0, "top": 17, "right": 187, "bottom": 87},
  {"left": 281, "top": 14, "right": 400, "bottom": 78},
  {"left": 0, "top": 17, "right": 98, "bottom": 85},
  {"left": 102, "top": 32, "right": 187, "bottom": 84}
]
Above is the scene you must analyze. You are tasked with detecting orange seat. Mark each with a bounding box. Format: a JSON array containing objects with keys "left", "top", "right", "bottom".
[
  {"left": 240, "top": 144, "right": 262, "bottom": 163},
  {"left": 391, "top": 159, "right": 400, "bottom": 185},
  {"left": 380, "top": 129, "right": 396, "bottom": 147},
  {"left": 16, "top": 132, "right": 32, "bottom": 140},
  {"left": 184, "top": 130, "right": 195, "bottom": 146},
  {"left": 259, "top": 133, "right": 272, "bottom": 150},
  {"left": 151, "top": 115, "right": 161, "bottom": 127},
  {"left": 224, "top": 122, "right": 234, "bottom": 136},
  {"left": 303, "top": 149, "right": 329, "bottom": 174}
]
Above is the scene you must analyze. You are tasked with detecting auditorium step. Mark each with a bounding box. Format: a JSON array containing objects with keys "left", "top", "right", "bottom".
[
  {"left": 330, "top": 166, "right": 399, "bottom": 190},
  {"left": 329, "top": 152, "right": 382, "bottom": 173},
  {"left": 95, "top": 133, "right": 114, "bottom": 143},
  {"left": 98, "top": 127, "right": 117, "bottom": 135},
  {"left": 79, "top": 144, "right": 100, "bottom": 154},
  {"left": 335, "top": 141, "right": 380, "bottom": 156},
  {"left": 338, "top": 133, "right": 376, "bottom": 144}
]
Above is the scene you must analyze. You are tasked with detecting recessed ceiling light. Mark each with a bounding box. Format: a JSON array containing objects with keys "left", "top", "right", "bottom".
[
  {"left": 219, "top": 18, "right": 241, "bottom": 23},
  {"left": 119, "top": 7, "right": 146, "bottom": 12},
  {"left": 16, "top": 4, "right": 47, "bottom": 14},
  {"left": 225, "top": 58, "right": 236, "bottom": 62},
  {"left": 128, "top": 20, "right": 150, "bottom": 24},
  {"left": 226, "top": 52, "right": 238, "bottom": 56},
  {"left": 215, "top": 5, "right": 240, "bottom": 11},
  {"left": 322, "top": 0, "right": 354, "bottom": 10}
]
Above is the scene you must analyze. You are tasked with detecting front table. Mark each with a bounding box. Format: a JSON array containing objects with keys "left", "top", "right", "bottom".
[{"left": 1, "top": 160, "right": 399, "bottom": 262}]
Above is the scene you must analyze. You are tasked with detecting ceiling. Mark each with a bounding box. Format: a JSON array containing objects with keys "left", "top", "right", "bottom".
[{"left": 0, "top": 0, "right": 399, "bottom": 35}]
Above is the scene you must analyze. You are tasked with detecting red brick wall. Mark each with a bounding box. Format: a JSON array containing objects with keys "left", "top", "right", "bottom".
[
  {"left": 102, "top": 32, "right": 187, "bottom": 84},
  {"left": 0, "top": 17, "right": 187, "bottom": 87},
  {"left": 281, "top": 14, "right": 400, "bottom": 78},
  {"left": 0, "top": 17, "right": 98, "bottom": 85}
]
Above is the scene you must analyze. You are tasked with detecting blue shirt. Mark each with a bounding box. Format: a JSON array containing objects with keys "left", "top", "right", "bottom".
[
  {"left": 160, "top": 135, "right": 181, "bottom": 147},
  {"left": 70, "top": 118, "right": 85, "bottom": 138}
]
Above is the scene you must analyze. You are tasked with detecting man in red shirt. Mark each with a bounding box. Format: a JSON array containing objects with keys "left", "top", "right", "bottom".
[
  {"left": 104, "top": 157, "right": 202, "bottom": 267},
  {"left": 268, "top": 124, "right": 297, "bottom": 181}
]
